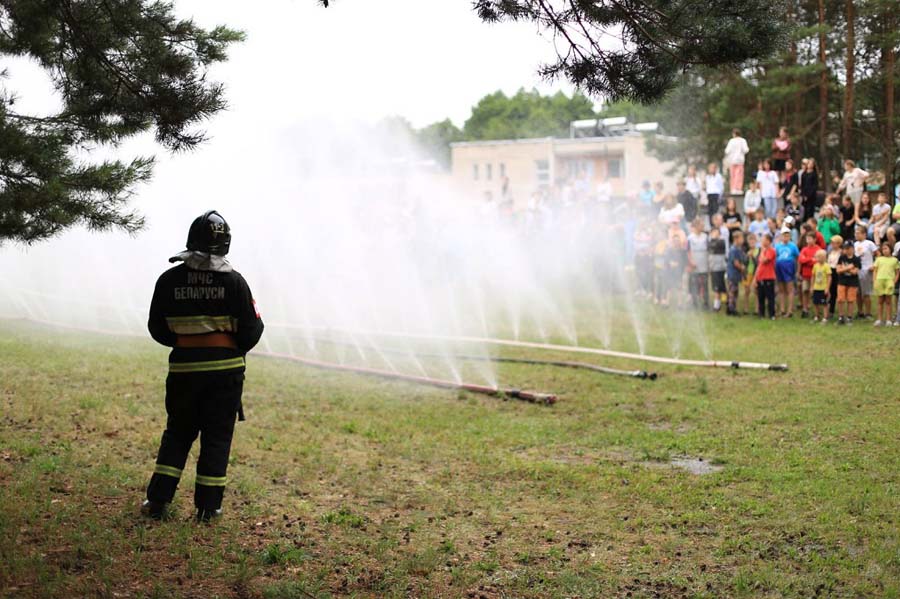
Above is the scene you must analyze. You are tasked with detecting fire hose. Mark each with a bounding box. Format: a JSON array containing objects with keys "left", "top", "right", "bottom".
[
  {"left": 259, "top": 351, "right": 557, "bottom": 404},
  {"left": 274, "top": 324, "right": 789, "bottom": 372},
  {"left": 304, "top": 336, "right": 658, "bottom": 380}
]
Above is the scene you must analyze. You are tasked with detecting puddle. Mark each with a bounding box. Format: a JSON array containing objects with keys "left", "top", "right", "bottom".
[
  {"left": 668, "top": 456, "right": 723, "bottom": 475},
  {"left": 513, "top": 446, "right": 723, "bottom": 476}
]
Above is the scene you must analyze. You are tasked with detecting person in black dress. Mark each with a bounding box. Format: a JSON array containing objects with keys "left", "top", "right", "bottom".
[
  {"left": 780, "top": 159, "right": 799, "bottom": 213},
  {"left": 839, "top": 195, "right": 857, "bottom": 242},
  {"left": 723, "top": 197, "right": 743, "bottom": 243},
  {"left": 799, "top": 158, "right": 819, "bottom": 217}
]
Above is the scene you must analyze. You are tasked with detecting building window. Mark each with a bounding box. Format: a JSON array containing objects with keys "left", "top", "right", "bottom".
[
  {"left": 535, "top": 159, "right": 550, "bottom": 184},
  {"left": 486, "top": 163, "right": 492, "bottom": 181},
  {"left": 608, "top": 158, "right": 622, "bottom": 178},
  {"left": 473, "top": 163, "right": 479, "bottom": 180},
  {"left": 499, "top": 163, "right": 506, "bottom": 178},
  {"left": 565, "top": 159, "right": 594, "bottom": 178}
]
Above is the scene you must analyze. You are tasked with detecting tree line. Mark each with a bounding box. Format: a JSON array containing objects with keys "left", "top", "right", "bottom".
[
  {"left": 634, "top": 0, "right": 898, "bottom": 196},
  {"left": 412, "top": 0, "right": 898, "bottom": 197},
  {"left": 392, "top": 89, "right": 595, "bottom": 169}
]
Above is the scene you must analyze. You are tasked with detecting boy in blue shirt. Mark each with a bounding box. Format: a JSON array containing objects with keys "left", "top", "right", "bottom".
[
  {"left": 726, "top": 230, "right": 748, "bottom": 315},
  {"left": 639, "top": 180, "right": 655, "bottom": 211},
  {"left": 747, "top": 208, "right": 770, "bottom": 247},
  {"left": 774, "top": 227, "right": 800, "bottom": 317}
]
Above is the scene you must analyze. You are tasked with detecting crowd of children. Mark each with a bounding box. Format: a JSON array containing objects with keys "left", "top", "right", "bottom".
[
  {"left": 498, "top": 126, "right": 900, "bottom": 327},
  {"left": 636, "top": 186, "right": 900, "bottom": 326}
]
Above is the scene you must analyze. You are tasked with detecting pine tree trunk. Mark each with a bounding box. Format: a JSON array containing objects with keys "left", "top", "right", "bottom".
[
  {"left": 788, "top": 0, "right": 801, "bottom": 139},
  {"left": 842, "top": 0, "right": 855, "bottom": 160},
  {"left": 818, "top": 0, "right": 830, "bottom": 191},
  {"left": 885, "top": 39, "right": 896, "bottom": 203}
]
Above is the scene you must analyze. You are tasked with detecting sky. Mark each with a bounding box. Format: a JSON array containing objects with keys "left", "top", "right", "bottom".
[
  {"left": 2, "top": 1, "right": 591, "bottom": 150},
  {"left": 179, "top": 0, "right": 588, "bottom": 128},
  {"left": 169, "top": 0, "right": 580, "bottom": 128}
]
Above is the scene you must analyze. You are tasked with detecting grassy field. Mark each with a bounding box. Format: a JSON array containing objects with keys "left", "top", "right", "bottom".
[{"left": 1, "top": 312, "right": 898, "bottom": 598}]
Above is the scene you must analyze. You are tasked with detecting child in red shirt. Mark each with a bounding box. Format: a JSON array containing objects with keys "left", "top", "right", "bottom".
[
  {"left": 801, "top": 221, "right": 826, "bottom": 249},
  {"left": 798, "top": 232, "right": 819, "bottom": 318},
  {"left": 755, "top": 233, "right": 777, "bottom": 319}
]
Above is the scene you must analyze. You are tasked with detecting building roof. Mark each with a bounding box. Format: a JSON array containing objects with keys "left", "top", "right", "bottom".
[
  {"left": 450, "top": 118, "right": 672, "bottom": 148},
  {"left": 450, "top": 133, "right": 676, "bottom": 149},
  {"left": 450, "top": 137, "right": 554, "bottom": 148}
]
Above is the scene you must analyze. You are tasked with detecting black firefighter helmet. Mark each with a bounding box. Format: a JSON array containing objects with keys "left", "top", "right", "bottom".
[{"left": 186, "top": 210, "right": 231, "bottom": 256}]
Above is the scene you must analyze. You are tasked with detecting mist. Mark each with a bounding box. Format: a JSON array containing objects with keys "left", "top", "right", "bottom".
[
  {"left": 0, "top": 1, "right": 714, "bottom": 391},
  {"left": 0, "top": 112, "right": 718, "bottom": 388}
]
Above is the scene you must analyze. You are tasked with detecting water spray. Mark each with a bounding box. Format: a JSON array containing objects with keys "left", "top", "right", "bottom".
[
  {"left": 307, "top": 336, "right": 658, "bottom": 380},
  {"left": 278, "top": 325, "right": 788, "bottom": 372},
  {"left": 489, "top": 357, "right": 658, "bottom": 380},
  {"left": 259, "top": 351, "right": 557, "bottom": 404},
  {"left": 5, "top": 317, "right": 559, "bottom": 405}
]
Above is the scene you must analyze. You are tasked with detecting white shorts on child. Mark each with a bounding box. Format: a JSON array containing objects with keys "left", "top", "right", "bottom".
[{"left": 859, "top": 272, "right": 873, "bottom": 296}]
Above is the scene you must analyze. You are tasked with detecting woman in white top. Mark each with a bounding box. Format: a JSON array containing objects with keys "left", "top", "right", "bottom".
[
  {"left": 724, "top": 128, "right": 750, "bottom": 194},
  {"left": 743, "top": 180, "right": 762, "bottom": 226},
  {"left": 836, "top": 159, "right": 869, "bottom": 205},
  {"left": 705, "top": 162, "right": 725, "bottom": 217},
  {"left": 756, "top": 159, "right": 780, "bottom": 219},
  {"left": 685, "top": 165, "right": 703, "bottom": 198},
  {"left": 870, "top": 192, "right": 891, "bottom": 244},
  {"left": 658, "top": 194, "right": 685, "bottom": 226}
]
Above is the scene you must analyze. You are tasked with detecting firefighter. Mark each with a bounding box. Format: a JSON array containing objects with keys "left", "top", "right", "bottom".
[{"left": 142, "top": 210, "right": 264, "bottom": 522}]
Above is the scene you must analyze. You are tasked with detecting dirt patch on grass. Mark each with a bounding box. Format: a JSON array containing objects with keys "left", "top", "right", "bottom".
[
  {"left": 618, "top": 577, "right": 695, "bottom": 598},
  {"left": 669, "top": 456, "right": 723, "bottom": 475},
  {"left": 644, "top": 456, "right": 724, "bottom": 475},
  {"left": 646, "top": 421, "right": 693, "bottom": 433},
  {"left": 512, "top": 445, "right": 634, "bottom": 465}
]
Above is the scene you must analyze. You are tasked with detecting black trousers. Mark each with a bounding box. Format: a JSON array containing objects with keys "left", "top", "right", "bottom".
[
  {"left": 757, "top": 279, "right": 776, "bottom": 317},
  {"left": 707, "top": 193, "right": 721, "bottom": 217},
  {"left": 829, "top": 273, "right": 839, "bottom": 315},
  {"left": 802, "top": 193, "right": 817, "bottom": 219},
  {"left": 146, "top": 371, "right": 244, "bottom": 510},
  {"left": 635, "top": 254, "right": 653, "bottom": 293}
]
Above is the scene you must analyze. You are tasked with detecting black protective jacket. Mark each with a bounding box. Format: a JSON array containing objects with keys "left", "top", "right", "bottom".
[{"left": 148, "top": 264, "right": 264, "bottom": 373}]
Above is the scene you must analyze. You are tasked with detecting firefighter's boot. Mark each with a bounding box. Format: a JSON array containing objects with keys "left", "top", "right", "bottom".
[
  {"left": 141, "top": 499, "right": 170, "bottom": 520},
  {"left": 196, "top": 507, "right": 223, "bottom": 523}
]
